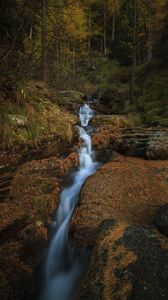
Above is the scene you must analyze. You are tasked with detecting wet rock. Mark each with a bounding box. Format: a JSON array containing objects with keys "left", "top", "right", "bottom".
[
  {"left": 92, "top": 126, "right": 168, "bottom": 160},
  {"left": 78, "top": 220, "right": 168, "bottom": 300},
  {"left": 0, "top": 133, "right": 77, "bottom": 175},
  {"left": 0, "top": 241, "right": 33, "bottom": 300},
  {"left": 58, "top": 90, "right": 84, "bottom": 100},
  {"left": 71, "top": 157, "right": 168, "bottom": 247},
  {"left": 91, "top": 114, "right": 130, "bottom": 126},
  {"left": 57, "top": 90, "right": 84, "bottom": 114},
  {"left": 0, "top": 152, "right": 78, "bottom": 300},
  {"left": 147, "top": 131, "right": 168, "bottom": 159},
  {"left": 92, "top": 125, "right": 120, "bottom": 162},
  {"left": 114, "top": 127, "right": 168, "bottom": 159},
  {"left": 155, "top": 204, "right": 168, "bottom": 237},
  {"left": 10, "top": 114, "right": 28, "bottom": 126}
]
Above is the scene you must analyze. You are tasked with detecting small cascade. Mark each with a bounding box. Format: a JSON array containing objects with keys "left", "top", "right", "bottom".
[
  {"left": 42, "top": 104, "right": 99, "bottom": 300},
  {"left": 79, "top": 104, "right": 94, "bottom": 127}
]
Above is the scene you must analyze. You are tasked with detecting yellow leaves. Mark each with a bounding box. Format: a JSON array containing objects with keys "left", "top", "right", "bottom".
[
  {"left": 62, "top": 1, "right": 87, "bottom": 41},
  {"left": 107, "top": 0, "right": 121, "bottom": 15},
  {"left": 41, "top": 0, "right": 87, "bottom": 43}
]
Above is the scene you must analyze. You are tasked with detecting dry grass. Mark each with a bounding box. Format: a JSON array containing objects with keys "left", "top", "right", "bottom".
[{"left": 0, "top": 87, "right": 76, "bottom": 149}]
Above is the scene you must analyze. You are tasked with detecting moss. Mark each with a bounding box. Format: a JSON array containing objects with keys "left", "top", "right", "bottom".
[
  {"left": 91, "top": 114, "right": 142, "bottom": 128},
  {"left": 83, "top": 58, "right": 168, "bottom": 127},
  {"left": 32, "top": 197, "right": 46, "bottom": 208},
  {"left": 136, "top": 69, "right": 168, "bottom": 126}
]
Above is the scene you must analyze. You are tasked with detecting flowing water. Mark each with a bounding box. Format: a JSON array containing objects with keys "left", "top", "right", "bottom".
[{"left": 42, "top": 104, "right": 99, "bottom": 300}]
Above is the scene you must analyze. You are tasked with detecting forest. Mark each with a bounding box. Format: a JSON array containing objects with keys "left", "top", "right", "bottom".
[
  {"left": 0, "top": 1, "right": 168, "bottom": 300},
  {"left": 1, "top": 0, "right": 168, "bottom": 142}
]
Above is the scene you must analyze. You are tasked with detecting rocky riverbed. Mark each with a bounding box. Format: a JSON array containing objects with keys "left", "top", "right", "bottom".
[
  {"left": 0, "top": 146, "right": 78, "bottom": 300},
  {"left": 0, "top": 98, "right": 168, "bottom": 300}
]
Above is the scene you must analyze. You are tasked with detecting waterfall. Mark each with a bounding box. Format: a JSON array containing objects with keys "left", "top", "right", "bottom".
[
  {"left": 42, "top": 104, "right": 98, "bottom": 300},
  {"left": 79, "top": 104, "right": 94, "bottom": 127}
]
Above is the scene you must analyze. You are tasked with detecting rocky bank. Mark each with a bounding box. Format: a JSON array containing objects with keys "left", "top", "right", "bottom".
[
  {"left": 0, "top": 151, "right": 78, "bottom": 300},
  {"left": 0, "top": 96, "right": 168, "bottom": 300},
  {"left": 78, "top": 220, "right": 168, "bottom": 300},
  {"left": 70, "top": 122, "right": 168, "bottom": 300},
  {"left": 71, "top": 155, "right": 168, "bottom": 247}
]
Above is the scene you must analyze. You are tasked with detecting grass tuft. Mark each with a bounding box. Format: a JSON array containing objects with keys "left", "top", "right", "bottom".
[{"left": 0, "top": 81, "right": 76, "bottom": 149}]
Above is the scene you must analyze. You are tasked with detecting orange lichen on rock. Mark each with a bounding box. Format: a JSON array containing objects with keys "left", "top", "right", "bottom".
[
  {"left": 92, "top": 125, "right": 120, "bottom": 152},
  {"left": 0, "top": 151, "right": 78, "bottom": 300},
  {"left": 78, "top": 220, "right": 168, "bottom": 300},
  {"left": 101, "top": 225, "right": 137, "bottom": 300},
  {"left": 71, "top": 156, "right": 168, "bottom": 247}
]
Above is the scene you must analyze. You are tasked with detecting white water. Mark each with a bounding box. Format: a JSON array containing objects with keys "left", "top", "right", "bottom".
[
  {"left": 43, "top": 104, "right": 98, "bottom": 300},
  {"left": 79, "top": 104, "right": 94, "bottom": 127}
]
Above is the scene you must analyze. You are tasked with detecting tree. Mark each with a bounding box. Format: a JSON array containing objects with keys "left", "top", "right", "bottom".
[
  {"left": 42, "top": 0, "right": 47, "bottom": 82},
  {"left": 107, "top": 0, "right": 122, "bottom": 41},
  {"left": 130, "top": 0, "right": 137, "bottom": 102},
  {"left": 156, "top": 6, "right": 168, "bottom": 65}
]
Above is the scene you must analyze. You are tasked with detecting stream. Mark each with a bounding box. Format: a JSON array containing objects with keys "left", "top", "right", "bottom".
[{"left": 42, "top": 104, "right": 99, "bottom": 300}]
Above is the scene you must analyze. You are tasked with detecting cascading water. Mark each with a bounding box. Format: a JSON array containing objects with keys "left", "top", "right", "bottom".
[{"left": 42, "top": 104, "right": 99, "bottom": 300}]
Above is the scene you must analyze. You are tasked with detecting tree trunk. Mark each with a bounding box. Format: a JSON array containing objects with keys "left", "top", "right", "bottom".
[
  {"left": 112, "top": 14, "right": 116, "bottom": 41},
  {"left": 42, "top": 0, "right": 47, "bottom": 82},
  {"left": 103, "top": 4, "right": 107, "bottom": 54},
  {"left": 73, "top": 43, "right": 76, "bottom": 76},
  {"left": 29, "top": 26, "right": 33, "bottom": 39},
  {"left": 100, "top": 37, "right": 103, "bottom": 52},
  {"left": 88, "top": 7, "right": 91, "bottom": 65},
  {"left": 130, "top": 0, "right": 137, "bottom": 102},
  {"left": 148, "top": 3, "right": 152, "bottom": 62},
  {"left": 56, "top": 39, "right": 59, "bottom": 77},
  {"left": 59, "top": 41, "right": 63, "bottom": 76}
]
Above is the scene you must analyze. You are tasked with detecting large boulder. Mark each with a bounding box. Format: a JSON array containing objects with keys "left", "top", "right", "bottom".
[
  {"left": 115, "top": 128, "right": 168, "bottom": 159},
  {"left": 57, "top": 90, "right": 84, "bottom": 114},
  {"left": 147, "top": 130, "right": 168, "bottom": 159},
  {"left": 155, "top": 204, "right": 168, "bottom": 237},
  {"left": 92, "top": 127, "right": 168, "bottom": 160},
  {"left": 71, "top": 156, "right": 168, "bottom": 247},
  {"left": 78, "top": 220, "right": 168, "bottom": 300},
  {"left": 92, "top": 125, "right": 119, "bottom": 162}
]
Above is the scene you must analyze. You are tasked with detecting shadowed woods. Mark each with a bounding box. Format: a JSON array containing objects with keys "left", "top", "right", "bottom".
[{"left": 0, "top": 0, "right": 168, "bottom": 299}]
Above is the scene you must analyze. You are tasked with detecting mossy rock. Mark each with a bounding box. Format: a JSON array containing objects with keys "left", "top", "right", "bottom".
[{"left": 79, "top": 220, "right": 168, "bottom": 300}]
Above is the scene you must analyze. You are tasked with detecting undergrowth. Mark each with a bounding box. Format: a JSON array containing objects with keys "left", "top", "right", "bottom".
[
  {"left": 0, "top": 81, "right": 76, "bottom": 149},
  {"left": 84, "top": 59, "right": 168, "bottom": 127}
]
